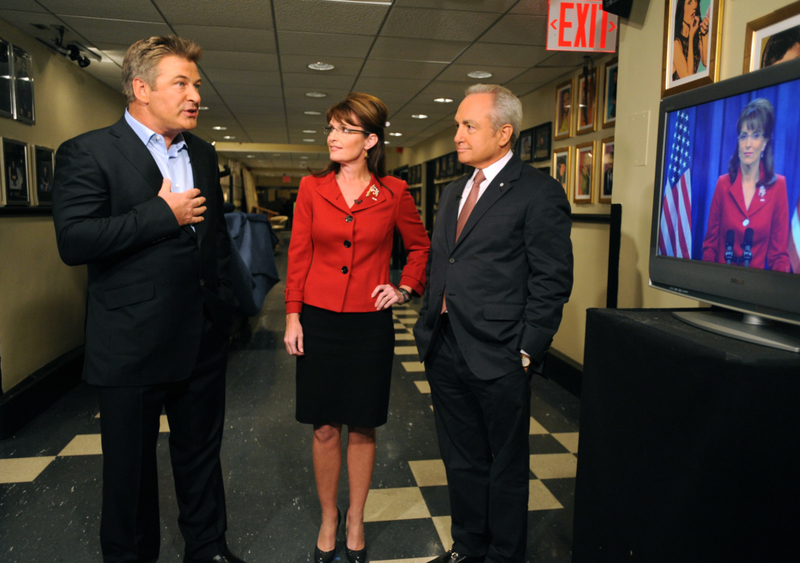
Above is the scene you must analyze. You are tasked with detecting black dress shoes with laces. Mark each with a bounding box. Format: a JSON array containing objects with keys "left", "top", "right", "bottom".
[
  {"left": 426, "top": 550, "right": 484, "bottom": 563},
  {"left": 186, "top": 547, "right": 247, "bottom": 563}
]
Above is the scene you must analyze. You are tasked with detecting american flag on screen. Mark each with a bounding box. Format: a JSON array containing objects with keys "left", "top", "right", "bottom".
[
  {"left": 659, "top": 110, "right": 693, "bottom": 258},
  {"left": 789, "top": 202, "right": 800, "bottom": 272}
]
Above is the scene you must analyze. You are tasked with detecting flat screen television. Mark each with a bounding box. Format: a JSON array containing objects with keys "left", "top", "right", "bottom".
[{"left": 649, "top": 58, "right": 800, "bottom": 351}]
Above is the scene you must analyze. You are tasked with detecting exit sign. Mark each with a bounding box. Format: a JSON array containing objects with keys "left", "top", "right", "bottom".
[{"left": 547, "top": 0, "right": 618, "bottom": 53}]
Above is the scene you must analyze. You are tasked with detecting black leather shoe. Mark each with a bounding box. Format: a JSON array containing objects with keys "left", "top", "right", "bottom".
[
  {"left": 187, "top": 547, "right": 247, "bottom": 563},
  {"left": 427, "top": 550, "right": 484, "bottom": 563},
  {"left": 345, "top": 544, "right": 367, "bottom": 563},
  {"left": 314, "top": 508, "right": 342, "bottom": 563}
]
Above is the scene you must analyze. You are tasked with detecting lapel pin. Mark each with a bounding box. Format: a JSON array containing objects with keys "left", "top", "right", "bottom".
[
  {"left": 367, "top": 184, "right": 379, "bottom": 200},
  {"left": 499, "top": 183, "right": 504, "bottom": 187},
  {"left": 758, "top": 186, "right": 766, "bottom": 198}
]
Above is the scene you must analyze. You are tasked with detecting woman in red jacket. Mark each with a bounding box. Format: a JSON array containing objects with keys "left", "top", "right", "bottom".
[
  {"left": 702, "top": 98, "right": 790, "bottom": 272},
  {"left": 284, "top": 93, "right": 430, "bottom": 563}
]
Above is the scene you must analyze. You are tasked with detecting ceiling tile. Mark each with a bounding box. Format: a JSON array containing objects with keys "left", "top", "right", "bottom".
[
  {"left": 509, "top": 0, "right": 549, "bottom": 15},
  {"left": 200, "top": 51, "right": 279, "bottom": 72},
  {"left": 369, "top": 37, "right": 469, "bottom": 64},
  {"left": 360, "top": 59, "right": 447, "bottom": 80},
  {"left": 39, "top": 0, "right": 164, "bottom": 21},
  {"left": 155, "top": 0, "right": 274, "bottom": 29},
  {"left": 280, "top": 54, "right": 364, "bottom": 75},
  {"left": 283, "top": 87, "right": 351, "bottom": 105},
  {"left": 2, "top": 1, "right": 47, "bottom": 12},
  {"left": 436, "top": 64, "right": 527, "bottom": 84},
  {"left": 392, "top": 0, "right": 517, "bottom": 12},
  {"left": 277, "top": 31, "right": 373, "bottom": 58},
  {"left": 455, "top": 42, "right": 550, "bottom": 67},
  {"left": 59, "top": 16, "right": 171, "bottom": 46},
  {"left": 172, "top": 25, "right": 277, "bottom": 54},
  {"left": 504, "top": 66, "right": 572, "bottom": 86},
  {"left": 480, "top": 14, "right": 547, "bottom": 45},
  {"left": 380, "top": 7, "right": 499, "bottom": 42},
  {"left": 202, "top": 68, "right": 281, "bottom": 86},
  {"left": 281, "top": 72, "right": 355, "bottom": 90},
  {"left": 214, "top": 82, "right": 283, "bottom": 98},
  {"left": 538, "top": 50, "right": 602, "bottom": 69},
  {"left": 0, "top": 10, "right": 64, "bottom": 35},
  {"left": 273, "top": 0, "right": 388, "bottom": 35}
]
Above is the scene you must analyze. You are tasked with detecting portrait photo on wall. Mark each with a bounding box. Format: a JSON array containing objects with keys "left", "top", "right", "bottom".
[
  {"left": 656, "top": 73, "right": 800, "bottom": 274},
  {"left": 574, "top": 142, "right": 594, "bottom": 203},
  {"left": 518, "top": 129, "right": 533, "bottom": 162},
  {"left": 533, "top": 122, "right": 552, "bottom": 162},
  {"left": 33, "top": 145, "right": 54, "bottom": 206},
  {"left": 603, "top": 58, "right": 618, "bottom": 128},
  {"left": 576, "top": 68, "right": 598, "bottom": 135},
  {"left": 662, "top": 0, "right": 722, "bottom": 97},
  {"left": 600, "top": 138, "right": 614, "bottom": 203},
  {"left": 2, "top": 137, "right": 30, "bottom": 206},
  {"left": 555, "top": 79, "right": 573, "bottom": 140},
  {"left": 1, "top": 38, "right": 13, "bottom": 119},
  {"left": 744, "top": 2, "right": 800, "bottom": 73},
  {"left": 12, "top": 45, "right": 34, "bottom": 124},
  {"left": 552, "top": 146, "right": 571, "bottom": 193}
]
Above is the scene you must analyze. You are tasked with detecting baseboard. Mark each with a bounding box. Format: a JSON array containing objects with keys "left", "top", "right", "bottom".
[
  {"left": 0, "top": 347, "right": 84, "bottom": 439},
  {"left": 543, "top": 348, "right": 583, "bottom": 398}
]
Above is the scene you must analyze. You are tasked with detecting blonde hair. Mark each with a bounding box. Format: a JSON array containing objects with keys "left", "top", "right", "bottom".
[{"left": 122, "top": 36, "right": 202, "bottom": 103}]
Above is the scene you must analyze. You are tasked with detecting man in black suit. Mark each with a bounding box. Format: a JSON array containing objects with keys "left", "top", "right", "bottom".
[
  {"left": 53, "top": 36, "right": 245, "bottom": 563},
  {"left": 414, "top": 85, "right": 573, "bottom": 563}
]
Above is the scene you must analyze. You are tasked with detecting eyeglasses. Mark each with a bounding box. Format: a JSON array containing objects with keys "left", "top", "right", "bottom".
[
  {"left": 738, "top": 132, "right": 765, "bottom": 142},
  {"left": 324, "top": 125, "right": 369, "bottom": 136}
]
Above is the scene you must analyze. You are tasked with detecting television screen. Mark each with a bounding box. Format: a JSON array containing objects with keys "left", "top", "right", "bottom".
[{"left": 650, "top": 59, "right": 800, "bottom": 350}]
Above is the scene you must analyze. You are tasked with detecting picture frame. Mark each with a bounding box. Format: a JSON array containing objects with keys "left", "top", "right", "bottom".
[
  {"left": 576, "top": 68, "right": 599, "bottom": 135},
  {"left": 518, "top": 129, "right": 533, "bottom": 162},
  {"left": 554, "top": 79, "right": 573, "bottom": 140},
  {"left": 552, "top": 146, "right": 571, "bottom": 194},
  {"left": 662, "top": 0, "right": 723, "bottom": 98},
  {"left": 32, "top": 145, "right": 54, "bottom": 206},
  {"left": 2, "top": 137, "right": 30, "bottom": 206},
  {"left": 603, "top": 58, "right": 618, "bottom": 128},
  {"left": 599, "top": 137, "right": 614, "bottom": 203},
  {"left": 743, "top": 1, "right": 800, "bottom": 73},
  {"left": 0, "top": 37, "right": 13, "bottom": 119},
  {"left": 12, "top": 45, "right": 34, "bottom": 124},
  {"left": 574, "top": 141, "right": 595, "bottom": 204},
  {"left": 533, "top": 122, "right": 552, "bottom": 162}
]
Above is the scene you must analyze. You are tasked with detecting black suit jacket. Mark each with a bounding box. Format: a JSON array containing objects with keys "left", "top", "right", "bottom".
[
  {"left": 53, "top": 116, "right": 239, "bottom": 387},
  {"left": 414, "top": 154, "right": 573, "bottom": 379}
]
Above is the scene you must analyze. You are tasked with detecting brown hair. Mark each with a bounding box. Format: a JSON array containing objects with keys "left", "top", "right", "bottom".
[
  {"left": 122, "top": 36, "right": 202, "bottom": 103},
  {"left": 314, "top": 92, "right": 388, "bottom": 179}
]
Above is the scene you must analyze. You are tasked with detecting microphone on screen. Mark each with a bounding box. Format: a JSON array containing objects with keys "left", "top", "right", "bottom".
[
  {"left": 742, "top": 228, "right": 754, "bottom": 267},
  {"left": 725, "top": 230, "right": 734, "bottom": 265}
]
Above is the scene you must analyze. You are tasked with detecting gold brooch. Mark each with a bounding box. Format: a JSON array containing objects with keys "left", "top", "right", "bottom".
[{"left": 366, "top": 184, "right": 380, "bottom": 200}]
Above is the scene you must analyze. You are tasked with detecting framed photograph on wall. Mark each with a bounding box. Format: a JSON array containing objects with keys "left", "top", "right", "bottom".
[
  {"left": 12, "top": 45, "right": 34, "bottom": 124},
  {"left": 574, "top": 141, "right": 594, "bottom": 204},
  {"left": 603, "top": 58, "right": 618, "bottom": 128},
  {"left": 600, "top": 137, "right": 614, "bottom": 203},
  {"left": 554, "top": 79, "right": 573, "bottom": 140},
  {"left": 533, "top": 122, "right": 552, "bottom": 162},
  {"left": 0, "top": 38, "right": 13, "bottom": 119},
  {"left": 32, "top": 145, "right": 54, "bottom": 206},
  {"left": 2, "top": 137, "right": 30, "bottom": 205},
  {"left": 576, "top": 68, "right": 599, "bottom": 135},
  {"left": 518, "top": 129, "right": 533, "bottom": 162},
  {"left": 743, "top": 1, "right": 800, "bottom": 72},
  {"left": 552, "top": 146, "right": 571, "bottom": 194},
  {"left": 662, "top": 0, "right": 723, "bottom": 97}
]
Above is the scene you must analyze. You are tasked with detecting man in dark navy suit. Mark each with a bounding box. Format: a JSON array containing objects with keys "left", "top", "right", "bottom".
[
  {"left": 53, "top": 36, "right": 245, "bottom": 563},
  {"left": 414, "top": 85, "right": 573, "bottom": 563}
]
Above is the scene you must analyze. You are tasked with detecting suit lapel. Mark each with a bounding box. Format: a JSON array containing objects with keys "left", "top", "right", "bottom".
[
  {"left": 351, "top": 177, "right": 386, "bottom": 213},
  {"left": 109, "top": 117, "right": 163, "bottom": 193},
  {"left": 184, "top": 134, "right": 205, "bottom": 241}
]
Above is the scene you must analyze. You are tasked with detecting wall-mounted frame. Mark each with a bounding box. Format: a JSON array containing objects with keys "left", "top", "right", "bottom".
[
  {"left": 0, "top": 38, "right": 13, "bottom": 119},
  {"left": 32, "top": 145, "right": 54, "bottom": 206},
  {"left": 603, "top": 58, "right": 618, "bottom": 128},
  {"left": 2, "top": 137, "right": 30, "bottom": 206},
  {"left": 600, "top": 137, "right": 614, "bottom": 204},
  {"left": 574, "top": 141, "right": 594, "bottom": 204},
  {"left": 533, "top": 122, "right": 552, "bottom": 162},
  {"left": 555, "top": 79, "right": 573, "bottom": 140},
  {"left": 743, "top": 1, "right": 800, "bottom": 73},
  {"left": 552, "top": 146, "right": 571, "bottom": 194},
  {"left": 576, "top": 68, "right": 599, "bottom": 135},
  {"left": 518, "top": 129, "right": 533, "bottom": 162},
  {"left": 12, "top": 45, "right": 34, "bottom": 124},
  {"left": 662, "top": 0, "right": 723, "bottom": 97}
]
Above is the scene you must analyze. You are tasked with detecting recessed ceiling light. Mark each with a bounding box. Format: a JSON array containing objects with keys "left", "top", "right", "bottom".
[
  {"left": 306, "top": 91, "right": 327, "bottom": 98},
  {"left": 389, "top": 132, "right": 402, "bottom": 137},
  {"left": 303, "top": 139, "right": 315, "bottom": 142},
  {"left": 384, "top": 141, "right": 390, "bottom": 144},
  {"left": 308, "top": 61, "right": 335, "bottom": 71},
  {"left": 300, "top": 156, "right": 309, "bottom": 159},
  {"left": 223, "top": 135, "right": 235, "bottom": 139},
  {"left": 303, "top": 129, "right": 317, "bottom": 133},
  {"left": 273, "top": 153, "right": 281, "bottom": 156},
  {"left": 433, "top": 98, "right": 453, "bottom": 103},
  {"left": 212, "top": 126, "right": 227, "bottom": 130},
  {"left": 247, "top": 155, "right": 255, "bottom": 158},
  {"left": 411, "top": 114, "right": 428, "bottom": 119},
  {"left": 468, "top": 71, "right": 493, "bottom": 79},
  {"left": 304, "top": 111, "right": 322, "bottom": 116},
  {"left": 199, "top": 106, "right": 209, "bottom": 110}
]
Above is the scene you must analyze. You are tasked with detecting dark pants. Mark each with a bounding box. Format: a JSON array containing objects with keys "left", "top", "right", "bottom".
[
  {"left": 425, "top": 315, "right": 531, "bottom": 563},
  {"left": 97, "top": 318, "right": 230, "bottom": 563}
]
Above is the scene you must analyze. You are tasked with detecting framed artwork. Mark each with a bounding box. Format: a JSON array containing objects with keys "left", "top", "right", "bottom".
[
  {"left": 32, "top": 145, "right": 54, "bottom": 206},
  {"left": 574, "top": 141, "right": 594, "bottom": 204},
  {"left": 552, "top": 146, "right": 571, "bottom": 194},
  {"left": 533, "top": 122, "right": 552, "bottom": 162},
  {"left": 603, "top": 58, "right": 618, "bottom": 128},
  {"left": 435, "top": 157, "right": 441, "bottom": 180},
  {"left": 0, "top": 38, "right": 13, "bottom": 119},
  {"left": 600, "top": 137, "right": 614, "bottom": 203},
  {"left": 12, "top": 45, "right": 34, "bottom": 124},
  {"left": 554, "top": 79, "right": 573, "bottom": 140},
  {"left": 518, "top": 129, "right": 533, "bottom": 162},
  {"left": 576, "top": 68, "right": 599, "bottom": 135},
  {"left": 662, "top": 0, "right": 723, "bottom": 97},
  {"left": 743, "top": 1, "right": 800, "bottom": 73},
  {"left": 2, "top": 137, "right": 30, "bottom": 206}
]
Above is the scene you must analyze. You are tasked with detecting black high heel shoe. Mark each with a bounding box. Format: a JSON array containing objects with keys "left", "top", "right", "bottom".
[
  {"left": 345, "top": 512, "right": 367, "bottom": 563},
  {"left": 314, "top": 508, "right": 341, "bottom": 563}
]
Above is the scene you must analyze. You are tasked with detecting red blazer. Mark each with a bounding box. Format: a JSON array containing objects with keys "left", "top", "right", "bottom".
[
  {"left": 701, "top": 169, "right": 790, "bottom": 272},
  {"left": 286, "top": 172, "right": 430, "bottom": 314}
]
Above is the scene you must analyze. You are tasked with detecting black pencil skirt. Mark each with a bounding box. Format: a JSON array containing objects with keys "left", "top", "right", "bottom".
[{"left": 295, "top": 304, "right": 395, "bottom": 428}]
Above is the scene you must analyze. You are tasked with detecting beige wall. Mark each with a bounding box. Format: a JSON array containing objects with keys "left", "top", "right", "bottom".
[{"left": 0, "top": 18, "right": 125, "bottom": 392}]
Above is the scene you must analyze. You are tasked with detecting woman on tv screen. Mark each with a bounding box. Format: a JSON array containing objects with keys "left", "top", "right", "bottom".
[{"left": 701, "top": 98, "right": 790, "bottom": 271}]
